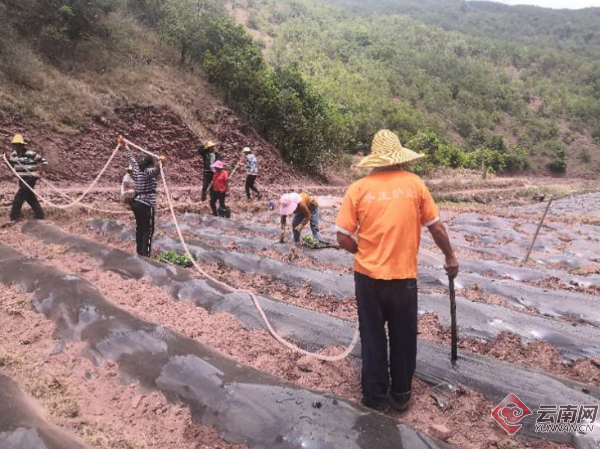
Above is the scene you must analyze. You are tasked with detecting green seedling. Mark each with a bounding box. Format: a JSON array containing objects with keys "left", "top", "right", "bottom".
[
  {"left": 157, "top": 250, "right": 193, "bottom": 268},
  {"left": 302, "top": 235, "right": 321, "bottom": 249}
]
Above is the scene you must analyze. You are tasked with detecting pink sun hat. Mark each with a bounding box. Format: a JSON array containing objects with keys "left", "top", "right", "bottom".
[
  {"left": 279, "top": 193, "right": 302, "bottom": 216},
  {"left": 211, "top": 160, "right": 225, "bottom": 170}
]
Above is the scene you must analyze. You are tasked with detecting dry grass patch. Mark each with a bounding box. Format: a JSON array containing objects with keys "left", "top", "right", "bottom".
[
  {"left": 77, "top": 422, "right": 155, "bottom": 449},
  {"left": 24, "top": 370, "right": 80, "bottom": 419},
  {"left": 0, "top": 345, "right": 21, "bottom": 367}
]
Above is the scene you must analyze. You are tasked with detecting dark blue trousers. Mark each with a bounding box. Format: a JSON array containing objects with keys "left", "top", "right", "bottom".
[{"left": 355, "top": 272, "right": 418, "bottom": 408}]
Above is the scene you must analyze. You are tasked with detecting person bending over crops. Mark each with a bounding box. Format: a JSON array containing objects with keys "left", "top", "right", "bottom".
[
  {"left": 279, "top": 192, "right": 326, "bottom": 244},
  {"left": 336, "top": 130, "right": 459, "bottom": 413},
  {"left": 118, "top": 136, "right": 165, "bottom": 257}
]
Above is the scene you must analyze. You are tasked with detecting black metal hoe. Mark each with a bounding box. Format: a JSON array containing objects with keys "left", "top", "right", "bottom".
[{"left": 449, "top": 276, "right": 458, "bottom": 364}]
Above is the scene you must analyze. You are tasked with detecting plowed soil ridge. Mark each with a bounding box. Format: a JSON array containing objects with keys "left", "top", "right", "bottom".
[{"left": 0, "top": 105, "right": 304, "bottom": 185}]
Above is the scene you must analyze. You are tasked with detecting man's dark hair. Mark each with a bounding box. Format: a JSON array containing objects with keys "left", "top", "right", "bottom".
[{"left": 139, "top": 155, "right": 155, "bottom": 171}]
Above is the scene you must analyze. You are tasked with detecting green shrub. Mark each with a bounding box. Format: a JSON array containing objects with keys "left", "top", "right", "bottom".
[
  {"left": 488, "top": 134, "right": 508, "bottom": 153},
  {"left": 436, "top": 144, "right": 468, "bottom": 169},
  {"left": 407, "top": 130, "right": 446, "bottom": 169},
  {"left": 4, "top": 0, "right": 122, "bottom": 62},
  {"left": 468, "top": 148, "right": 507, "bottom": 173},
  {"left": 548, "top": 150, "right": 567, "bottom": 174},
  {"left": 544, "top": 139, "right": 568, "bottom": 155},
  {"left": 0, "top": 19, "right": 42, "bottom": 87},
  {"left": 257, "top": 38, "right": 267, "bottom": 48},
  {"left": 403, "top": 131, "right": 530, "bottom": 174},
  {"left": 257, "top": 66, "right": 349, "bottom": 172},
  {"left": 247, "top": 13, "right": 263, "bottom": 30},
  {"left": 505, "top": 145, "right": 531, "bottom": 171}
]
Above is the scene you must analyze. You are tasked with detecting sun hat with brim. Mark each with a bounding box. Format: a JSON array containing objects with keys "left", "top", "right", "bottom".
[
  {"left": 242, "top": 147, "right": 251, "bottom": 153},
  {"left": 11, "top": 134, "right": 26, "bottom": 145},
  {"left": 204, "top": 140, "right": 216, "bottom": 148},
  {"left": 211, "top": 160, "right": 225, "bottom": 170},
  {"left": 279, "top": 193, "right": 302, "bottom": 216},
  {"left": 355, "top": 129, "right": 424, "bottom": 168}
]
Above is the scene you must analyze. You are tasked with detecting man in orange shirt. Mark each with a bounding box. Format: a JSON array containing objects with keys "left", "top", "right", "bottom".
[{"left": 336, "top": 129, "right": 459, "bottom": 412}]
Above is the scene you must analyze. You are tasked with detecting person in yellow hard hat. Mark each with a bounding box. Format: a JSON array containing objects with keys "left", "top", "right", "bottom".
[
  {"left": 8, "top": 134, "right": 47, "bottom": 221},
  {"left": 197, "top": 140, "right": 221, "bottom": 202}
]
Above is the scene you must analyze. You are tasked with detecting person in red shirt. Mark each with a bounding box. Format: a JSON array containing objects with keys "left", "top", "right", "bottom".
[{"left": 209, "top": 160, "right": 229, "bottom": 217}]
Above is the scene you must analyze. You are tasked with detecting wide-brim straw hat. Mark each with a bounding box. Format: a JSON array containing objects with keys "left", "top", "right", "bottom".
[{"left": 355, "top": 130, "right": 424, "bottom": 168}]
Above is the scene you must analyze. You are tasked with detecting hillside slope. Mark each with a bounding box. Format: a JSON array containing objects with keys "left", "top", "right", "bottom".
[
  {"left": 325, "top": 0, "right": 600, "bottom": 59},
  {"left": 0, "top": 105, "right": 301, "bottom": 185},
  {"left": 0, "top": 11, "right": 304, "bottom": 186},
  {"left": 229, "top": 0, "right": 600, "bottom": 176}
]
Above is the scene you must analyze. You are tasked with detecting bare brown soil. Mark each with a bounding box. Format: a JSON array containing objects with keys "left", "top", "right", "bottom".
[
  {"left": 461, "top": 284, "right": 516, "bottom": 309},
  {"left": 0, "top": 284, "right": 246, "bottom": 449},
  {"left": 529, "top": 276, "right": 600, "bottom": 296},
  {"left": 0, "top": 104, "right": 304, "bottom": 186},
  {"left": 420, "top": 314, "right": 600, "bottom": 388}
]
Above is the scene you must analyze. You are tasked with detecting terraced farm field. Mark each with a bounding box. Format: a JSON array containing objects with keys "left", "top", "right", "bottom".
[{"left": 1, "top": 186, "right": 599, "bottom": 449}]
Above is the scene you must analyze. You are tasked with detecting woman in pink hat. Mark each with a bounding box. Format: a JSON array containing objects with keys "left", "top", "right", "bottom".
[
  {"left": 210, "top": 160, "right": 229, "bottom": 217},
  {"left": 279, "top": 192, "right": 324, "bottom": 243}
]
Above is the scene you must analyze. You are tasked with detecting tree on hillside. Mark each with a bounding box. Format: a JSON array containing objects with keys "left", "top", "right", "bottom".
[
  {"left": 261, "top": 66, "right": 348, "bottom": 172},
  {"left": 123, "top": 0, "right": 347, "bottom": 173},
  {"left": 158, "top": 0, "right": 205, "bottom": 64},
  {"left": 1, "top": 0, "right": 121, "bottom": 60},
  {"left": 548, "top": 150, "right": 567, "bottom": 174},
  {"left": 256, "top": 0, "right": 600, "bottom": 173}
]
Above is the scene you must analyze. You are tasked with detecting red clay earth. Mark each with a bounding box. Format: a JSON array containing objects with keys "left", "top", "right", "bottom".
[
  {"left": 0, "top": 284, "right": 246, "bottom": 449},
  {"left": 420, "top": 314, "right": 600, "bottom": 388},
  {"left": 529, "top": 276, "right": 600, "bottom": 297},
  {"left": 0, "top": 105, "right": 304, "bottom": 185},
  {"left": 0, "top": 221, "right": 569, "bottom": 449}
]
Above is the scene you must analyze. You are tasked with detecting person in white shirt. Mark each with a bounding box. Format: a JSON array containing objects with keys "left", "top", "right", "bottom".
[{"left": 243, "top": 147, "right": 261, "bottom": 201}]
